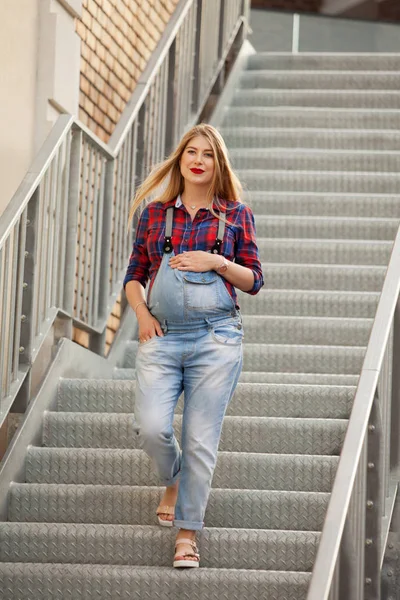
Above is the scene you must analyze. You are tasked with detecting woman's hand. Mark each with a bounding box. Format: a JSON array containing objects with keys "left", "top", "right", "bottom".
[
  {"left": 136, "top": 304, "right": 164, "bottom": 343},
  {"left": 169, "top": 251, "right": 221, "bottom": 272}
]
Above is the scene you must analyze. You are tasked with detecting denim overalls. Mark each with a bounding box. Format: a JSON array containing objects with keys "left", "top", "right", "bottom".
[{"left": 134, "top": 205, "right": 244, "bottom": 530}]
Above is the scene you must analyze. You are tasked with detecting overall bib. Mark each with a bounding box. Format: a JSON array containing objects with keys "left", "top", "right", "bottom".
[{"left": 134, "top": 207, "right": 243, "bottom": 530}]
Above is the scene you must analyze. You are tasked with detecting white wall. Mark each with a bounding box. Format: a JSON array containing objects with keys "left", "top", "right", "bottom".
[
  {"left": 0, "top": 0, "right": 82, "bottom": 217},
  {"left": 0, "top": 0, "right": 39, "bottom": 215}
]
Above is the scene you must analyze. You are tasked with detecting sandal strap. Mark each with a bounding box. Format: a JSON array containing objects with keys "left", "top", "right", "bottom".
[
  {"left": 175, "top": 538, "right": 197, "bottom": 549},
  {"left": 156, "top": 505, "right": 175, "bottom": 516}
]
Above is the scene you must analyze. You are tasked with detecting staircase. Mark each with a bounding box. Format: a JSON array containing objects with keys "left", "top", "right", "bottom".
[{"left": 1, "top": 52, "right": 400, "bottom": 599}]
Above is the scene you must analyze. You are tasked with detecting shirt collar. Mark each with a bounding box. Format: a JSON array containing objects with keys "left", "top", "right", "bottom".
[{"left": 161, "top": 195, "right": 228, "bottom": 211}]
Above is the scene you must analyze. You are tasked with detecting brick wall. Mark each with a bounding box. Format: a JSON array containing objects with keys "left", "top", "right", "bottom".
[
  {"left": 379, "top": 0, "right": 400, "bottom": 21},
  {"left": 251, "top": 0, "right": 322, "bottom": 11},
  {"left": 76, "top": 0, "right": 179, "bottom": 142}
]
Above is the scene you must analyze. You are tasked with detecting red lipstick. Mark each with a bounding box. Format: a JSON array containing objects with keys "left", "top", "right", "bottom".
[{"left": 190, "top": 168, "right": 204, "bottom": 174}]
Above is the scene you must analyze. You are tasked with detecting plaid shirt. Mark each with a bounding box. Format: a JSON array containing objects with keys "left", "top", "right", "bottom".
[{"left": 123, "top": 196, "right": 264, "bottom": 306}]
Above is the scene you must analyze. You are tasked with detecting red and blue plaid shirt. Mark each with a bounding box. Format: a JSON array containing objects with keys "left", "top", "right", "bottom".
[{"left": 123, "top": 196, "right": 264, "bottom": 306}]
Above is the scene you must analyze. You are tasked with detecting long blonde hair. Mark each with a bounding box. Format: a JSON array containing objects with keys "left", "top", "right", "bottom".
[{"left": 128, "top": 123, "right": 242, "bottom": 223}]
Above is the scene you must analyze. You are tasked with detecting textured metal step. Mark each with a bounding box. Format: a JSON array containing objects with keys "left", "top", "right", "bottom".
[
  {"left": 122, "top": 339, "right": 366, "bottom": 373},
  {"left": 8, "top": 483, "right": 330, "bottom": 530},
  {"left": 255, "top": 215, "right": 398, "bottom": 240},
  {"left": 42, "top": 412, "right": 347, "bottom": 455},
  {"left": 0, "top": 522, "right": 320, "bottom": 571},
  {"left": 261, "top": 263, "right": 386, "bottom": 292},
  {"left": 238, "top": 169, "right": 400, "bottom": 193},
  {"left": 0, "top": 563, "right": 312, "bottom": 600},
  {"left": 111, "top": 368, "right": 359, "bottom": 386},
  {"left": 58, "top": 378, "right": 355, "bottom": 419},
  {"left": 257, "top": 239, "right": 391, "bottom": 265},
  {"left": 223, "top": 106, "right": 400, "bottom": 130},
  {"left": 25, "top": 447, "right": 338, "bottom": 491},
  {"left": 232, "top": 89, "right": 400, "bottom": 109},
  {"left": 239, "top": 372, "right": 359, "bottom": 386},
  {"left": 224, "top": 128, "right": 400, "bottom": 150},
  {"left": 230, "top": 148, "right": 400, "bottom": 174},
  {"left": 244, "top": 192, "right": 400, "bottom": 219},
  {"left": 247, "top": 53, "right": 400, "bottom": 72},
  {"left": 240, "top": 70, "right": 400, "bottom": 90},
  {"left": 238, "top": 289, "right": 379, "bottom": 318},
  {"left": 241, "top": 315, "right": 371, "bottom": 346}
]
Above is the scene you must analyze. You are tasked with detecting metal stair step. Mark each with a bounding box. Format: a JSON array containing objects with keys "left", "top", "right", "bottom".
[
  {"left": 239, "top": 372, "right": 359, "bottom": 386},
  {"left": 58, "top": 378, "right": 355, "bottom": 419},
  {"left": 232, "top": 89, "right": 400, "bottom": 109},
  {"left": 247, "top": 53, "right": 400, "bottom": 71},
  {"left": 237, "top": 169, "right": 400, "bottom": 193},
  {"left": 42, "top": 412, "right": 347, "bottom": 455},
  {"left": 223, "top": 106, "right": 400, "bottom": 129},
  {"left": 240, "top": 70, "right": 400, "bottom": 90},
  {"left": 0, "top": 563, "right": 312, "bottom": 600},
  {"left": 224, "top": 128, "right": 400, "bottom": 150},
  {"left": 238, "top": 289, "right": 379, "bottom": 318},
  {"left": 230, "top": 148, "right": 400, "bottom": 173},
  {"left": 255, "top": 215, "right": 398, "bottom": 240},
  {"left": 122, "top": 339, "right": 366, "bottom": 373},
  {"left": 0, "top": 522, "right": 320, "bottom": 571},
  {"left": 241, "top": 315, "right": 371, "bottom": 346},
  {"left": 25, "top": 447, "right": 338, "bottom": 491},
  {"left": 7, "top": 483, "right": 330, "bottom": 530},
  {"left": 261, "top": 263, "right": 385, "bottom": 292},
  {"left": 244, "top": 192, "right": 400, "bottom": 219},
  {"left": 257, "top": 239, "right": 392, "bottom": 265}
]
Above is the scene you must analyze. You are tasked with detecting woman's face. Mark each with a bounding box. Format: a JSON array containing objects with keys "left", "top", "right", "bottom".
[{"left": 180, "top": 135, "right": 215, "bottom": 187}]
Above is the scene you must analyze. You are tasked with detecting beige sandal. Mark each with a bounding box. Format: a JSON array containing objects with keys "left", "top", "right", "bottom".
[
  {"left": 156, "top": 504, "right": 175, "bottom": 527},
  {"left": 173, "top": 538, "right": 200, "bottom": 568}
]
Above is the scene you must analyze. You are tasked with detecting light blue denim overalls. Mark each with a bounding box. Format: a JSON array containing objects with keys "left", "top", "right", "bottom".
[{"left": 134, "top": 204, "right": 243, "bottom": 530}]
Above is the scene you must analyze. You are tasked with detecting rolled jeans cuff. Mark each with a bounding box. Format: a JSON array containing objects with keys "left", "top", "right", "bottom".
[{"left": 173, "top": 519, "right": 204, "bottom": 531}]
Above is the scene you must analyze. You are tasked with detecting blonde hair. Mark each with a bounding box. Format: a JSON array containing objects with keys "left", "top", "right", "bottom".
[{"left": 128, "top": 123, "right": 242, "bottom": 223}]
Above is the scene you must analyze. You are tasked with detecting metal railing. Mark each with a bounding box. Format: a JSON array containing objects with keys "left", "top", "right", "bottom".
[
  {"left": 307, "top": 228, "right": 400, "bottom": 599},
  {"left": 0, "top": 0, "right": 249, "bottom": 427}
]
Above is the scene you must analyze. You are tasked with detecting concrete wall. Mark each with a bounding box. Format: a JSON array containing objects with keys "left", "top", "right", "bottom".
[{"left": 0, "top": 0, "right": 39, "bottom": 215}]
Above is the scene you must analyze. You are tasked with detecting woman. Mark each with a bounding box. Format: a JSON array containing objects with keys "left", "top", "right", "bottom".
[{"left": 124, "top": 123, "right": 263, "bottom": 568}]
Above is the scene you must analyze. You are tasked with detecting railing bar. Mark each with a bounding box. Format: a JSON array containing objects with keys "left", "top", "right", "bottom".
[
  {"left": 93, "top": 158, "right": 106, "bottom": 322},
  {"left": 51, "top": 143, "right": 64, "bottom": 307},
  {"left": 123, "top": 128, "right": 133, "bottom": 262},
  {"left": 0, "top": 245, "right": 7, "bottom": 396},
  {"left": 46, "top": 151, "right": 59, "bottom": 311},
  {"left": 1, "top": 240, "right": 11, "bottom": 393},
  {"left": 155, "top": 71, "right": 162, "bottom": 163},
  {"left": 58, "top": 130, "right": 72, "bottom": 308},
  {"left": 75, "top": 139, "right": 88, "bottom": 320},
  {"left": 82, "top": 145, "right": 95, "bottom": 323},
  {"left": 5, "top": 226, "right": 20, "bottom": 395},
  {"left": 114, "top": 155, "right": 123, "bottom": 286},
  {"left": 13, "top": 208, "right": 27, "bottom": 379},
  {"left": 182, "top": 15, "right": 190, "bottom": 130},
  {"left": 88, "top": 151, "right": 100, "bottom": 325},
  {"left": 32, "top": 180, "right": 45, "bottom": 338},
  {"left": 39, "top": 165, "right": 52, "bottom": 331},
  {"left": 119, "top": 140, "right": 129, "bottom": 276}
]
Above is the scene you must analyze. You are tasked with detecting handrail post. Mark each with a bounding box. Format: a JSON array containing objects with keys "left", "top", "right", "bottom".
[
  {"left": 365, "top": 394, "right": 384, "bottom": 600},
  {"left": 391, "top": 298, "right": 400, "bottom": 473},
  {"left": 89, "top": 158, "right": 115, "bottom": 356},
  {"left": 192, "top": 0, "right": 203, "bottom": 114},
  {"left": 165, "top": 40, "right": 177, "bottom": 156},
  {"left": 13, "top": 190, "right": 40, "bottom": 412},
  {"left": 63, "top": 127, "right": 81, "bottom": 338}
]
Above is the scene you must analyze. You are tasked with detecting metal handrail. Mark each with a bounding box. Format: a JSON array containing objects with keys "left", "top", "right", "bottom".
[
  {"left": 0, "top": 0, "right": 249, "bottom": 425},
  {"left": 307, "top": 225, "right": 400, "bottom": 598}
]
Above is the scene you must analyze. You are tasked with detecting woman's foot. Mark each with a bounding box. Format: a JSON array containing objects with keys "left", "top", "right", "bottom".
[
  {"left": 173, "top": 530, "right": 199, "bottom": 568},
  {"left": 156, "top": 481, "right": 179, "bottom": 526}
]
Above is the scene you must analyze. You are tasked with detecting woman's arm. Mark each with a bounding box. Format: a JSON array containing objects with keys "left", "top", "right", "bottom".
[
  {"left": 125, "top": 280, "right": 163, "bottom": 341},
  {"left": 169, "top": 252, "right": 254, "bottom": 291}
]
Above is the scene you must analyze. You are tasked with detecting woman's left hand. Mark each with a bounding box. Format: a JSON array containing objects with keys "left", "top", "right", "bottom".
[{"left": 169, "top": 251, "right": 220, "bottom": 272}]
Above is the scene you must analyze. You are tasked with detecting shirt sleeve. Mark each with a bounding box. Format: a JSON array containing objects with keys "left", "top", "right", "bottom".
[
  {"left": 123, "top": 206, "right": 151, "bottom": 289},
  {"left": 234, "top": 204, "right": 264, "bottom": 295}
]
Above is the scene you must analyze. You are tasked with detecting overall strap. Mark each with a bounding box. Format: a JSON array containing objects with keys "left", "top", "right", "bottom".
[
  {"left": 210, "top": 214, "right": 226, "bottom": 255},
  {"left": 163, "top": 207, "right": 174, "bottom": 253},
  {"left": 163, "top": 207, "right": 226, "bottom": 254}
]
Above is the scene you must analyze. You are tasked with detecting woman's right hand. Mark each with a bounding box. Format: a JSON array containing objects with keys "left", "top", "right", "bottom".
[{"left": 136, "top": 305, "right": 164, "bottom": 343}]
